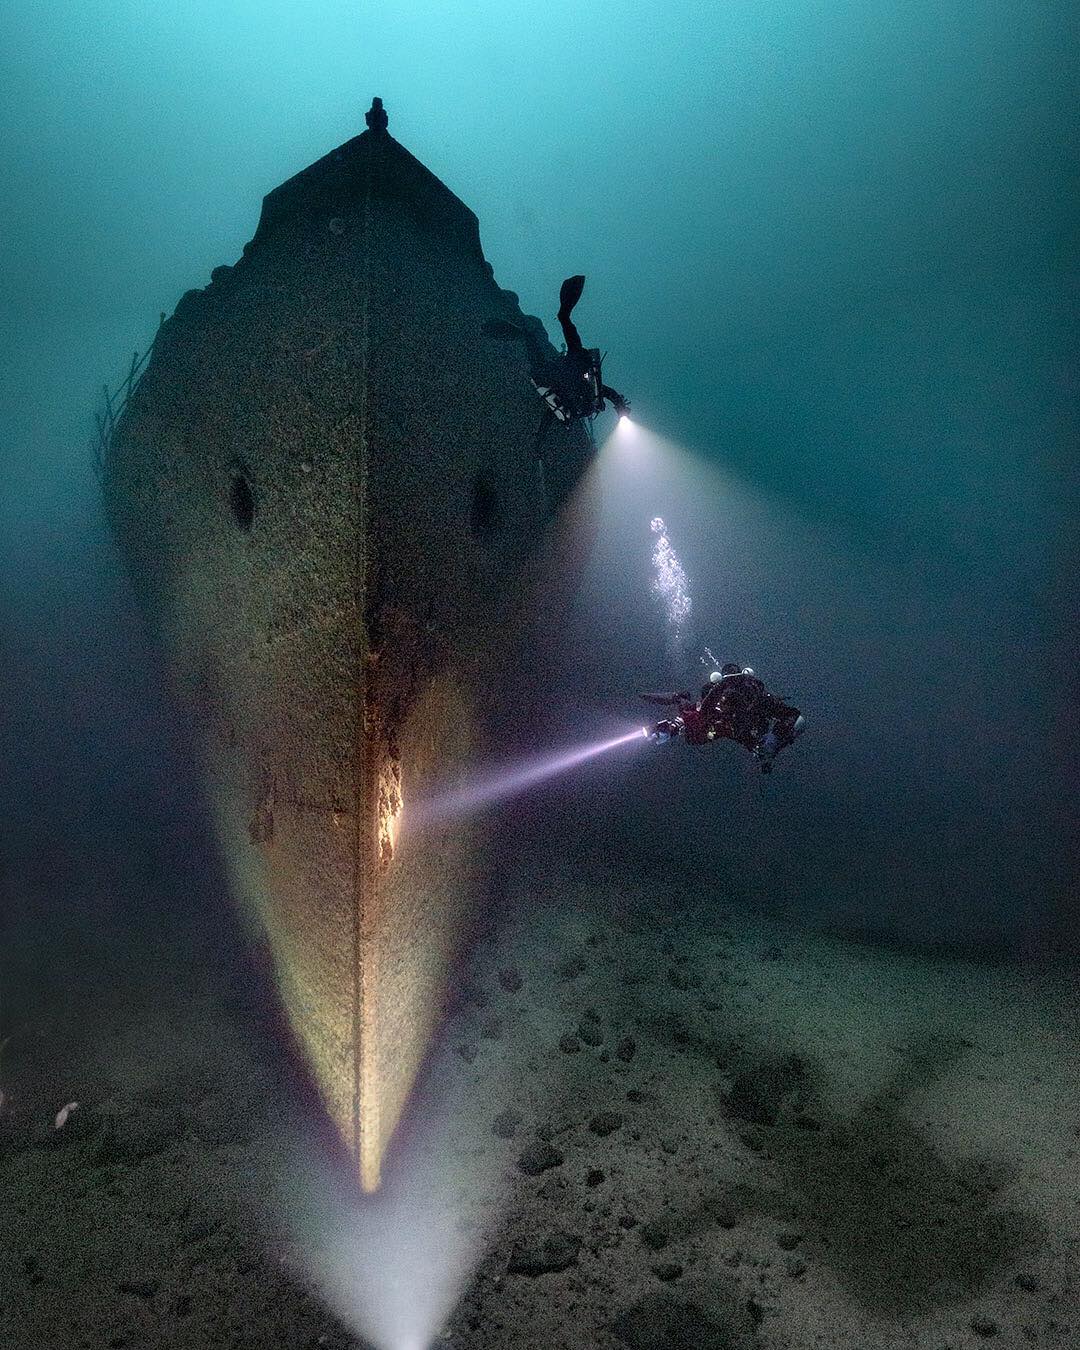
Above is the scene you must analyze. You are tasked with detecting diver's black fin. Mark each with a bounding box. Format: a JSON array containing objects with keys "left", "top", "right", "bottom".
[
  {"left": 558, "top": 274, "right": 586, "bottom": 320},
  {"left": 482, "top": 318, "right": 524, "bottom": 341}
]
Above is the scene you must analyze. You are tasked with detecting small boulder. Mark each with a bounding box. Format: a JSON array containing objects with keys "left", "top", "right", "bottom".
[
  {"left": 118, "top": 1278, "right": 159, "bottom": 1299},
  {"left": 578, "top": 1021, "right": 604, "bottom": 1048},
  {"left": 517, "top": 1140, "right": 563, "bottom": 1176},
  {"left": 613, "top": 1293, "right": 743, "bottom": 1350},
  {"left": 537, "top": 1113, "right": 572, "bottom": 1141},
  {"left": 713, "top": 1199, "right": 739, "bottom": 1229},
  {"left": 726, "top": 1056, "right": 806, "bottom": 1127},
  {"left": 492, "top": 1110, "right": 522, "bottom": 1139},
  {"left": 507, "top": 1231, "right": 581, "bottom": 1276}
]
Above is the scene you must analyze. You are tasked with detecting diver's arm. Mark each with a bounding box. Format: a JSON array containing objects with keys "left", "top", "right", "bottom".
[
  {"left": 640, "top": 690, "right": 692, "bottom": 707},
  {"left": 601, "top": 384, "right": 629, "bottom": 415}
]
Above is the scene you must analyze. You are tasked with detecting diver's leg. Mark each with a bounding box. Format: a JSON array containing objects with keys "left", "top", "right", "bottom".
[
  {"left": 558, "top": 314, "right": 584, "bottom": 354},
  {"left": 557, "top": 275, "right": 586, "bottom": 353}
]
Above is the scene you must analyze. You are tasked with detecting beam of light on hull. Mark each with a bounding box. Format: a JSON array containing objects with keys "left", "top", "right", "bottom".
[{"left": 407, "top": 727, "right": 646, "bottom": 830}]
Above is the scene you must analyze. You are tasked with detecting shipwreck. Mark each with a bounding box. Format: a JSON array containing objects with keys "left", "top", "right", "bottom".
[{"left": 102, "top": 103, "right": 594, "bottom": 1189}]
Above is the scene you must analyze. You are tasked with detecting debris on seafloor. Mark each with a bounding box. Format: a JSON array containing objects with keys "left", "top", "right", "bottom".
[{"left": 54, "top": 1101, "right": 80, "bottom": 1131}]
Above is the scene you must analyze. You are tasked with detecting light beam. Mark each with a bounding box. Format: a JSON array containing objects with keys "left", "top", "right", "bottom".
[{"left": 407, "top": 727, "right": 646, "bottom": 830}]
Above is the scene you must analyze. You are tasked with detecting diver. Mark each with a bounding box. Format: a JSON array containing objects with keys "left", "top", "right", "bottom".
[
  {"left": 641, "top": 663, "right": 806, "bottom": 773},
  {"left": 481, "top": 275, "right": 630, "bottom": 450}
]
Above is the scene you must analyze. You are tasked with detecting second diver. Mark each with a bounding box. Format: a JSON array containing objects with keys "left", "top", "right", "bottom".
[
  {"left": 482, "top": 275, "right": 630, "bottom": 448},
  {"left": 641, "top": 663, "right": 806, "bottom": 773}
]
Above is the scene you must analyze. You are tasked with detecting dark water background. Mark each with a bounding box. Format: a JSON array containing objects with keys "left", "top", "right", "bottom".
[{"left": 1, "top": 0, "right": 1076, "bottom": 984}]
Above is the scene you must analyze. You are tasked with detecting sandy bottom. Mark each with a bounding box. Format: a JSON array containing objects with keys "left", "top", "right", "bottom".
[{"left": 2, "top": 856, "right": 1077, "bottom": 1350}]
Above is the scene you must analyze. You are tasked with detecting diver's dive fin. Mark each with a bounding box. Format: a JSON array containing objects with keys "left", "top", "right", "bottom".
[
  {"left": 481, "top": 318, "right": 524, "bottom": 342},
  {"left": 557, "top": 274, "right": 586, "bottom": 321}
]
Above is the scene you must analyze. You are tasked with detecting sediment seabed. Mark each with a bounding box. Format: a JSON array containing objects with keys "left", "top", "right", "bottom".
[{"left": 2, "top": 864, "right": 1077, "bottom": 1350}]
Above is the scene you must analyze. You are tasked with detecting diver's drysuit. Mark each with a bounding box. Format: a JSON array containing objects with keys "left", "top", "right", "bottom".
[
  {"left": 482, "top": 275, "right": 629, "bottom": 444},
  {"left": 642, "top": 667, "right": 805, "bottom": 772}
]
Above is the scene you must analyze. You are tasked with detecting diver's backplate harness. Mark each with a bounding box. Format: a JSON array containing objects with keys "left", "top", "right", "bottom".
[
  {"left": 531, "top": 345, "right": 608, "bottom": 425},
  {"left": 481, "top": 274, "right": 629, "bottom": 452}
]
